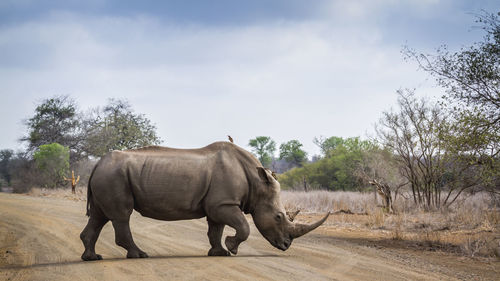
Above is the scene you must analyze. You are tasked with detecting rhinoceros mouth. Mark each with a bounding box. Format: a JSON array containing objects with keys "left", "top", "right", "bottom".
[{"left": 273, "top": 239, "right": 291, "bottom": 251}]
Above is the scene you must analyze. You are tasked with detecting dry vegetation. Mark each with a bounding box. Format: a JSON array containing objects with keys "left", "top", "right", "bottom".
[
  {"left": 281, "top": 190, "right": 500, "bottom": 259},
  {"left": 27, "top": 186, "right": 87, "bottom": 201}
]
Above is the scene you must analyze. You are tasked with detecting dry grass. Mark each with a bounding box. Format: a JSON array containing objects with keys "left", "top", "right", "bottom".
[
  {"left": 390, "top": 212, "right": 405, "bottom": 240},
  {"left": 28, "top": 186, "right": 87, "bottom": 201},
  {"left": 281, "top": 190, "right": 500, "bottom": 258},
  {"left": 367, "top": 208, "right": 386, "bottom": 229},
  {"left": 281, "top": 190, "right": 377, "bottom": 214}
]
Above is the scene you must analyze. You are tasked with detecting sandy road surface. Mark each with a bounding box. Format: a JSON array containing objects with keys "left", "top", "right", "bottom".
[{"left": 0, "top": 193, "right": 497, "bottom": 281}]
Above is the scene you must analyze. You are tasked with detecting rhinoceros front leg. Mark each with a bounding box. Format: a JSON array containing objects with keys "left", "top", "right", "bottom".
[
  {"left": 209, "top": 205, "right": 249, "bottom": 255},
  {"left": 207, "top": 218, "right": 230, "bottom": 256}
]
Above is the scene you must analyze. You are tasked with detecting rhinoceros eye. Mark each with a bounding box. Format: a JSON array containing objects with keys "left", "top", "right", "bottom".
[{"left": 275, "top": 213, "right": 283, "bottom": 222}]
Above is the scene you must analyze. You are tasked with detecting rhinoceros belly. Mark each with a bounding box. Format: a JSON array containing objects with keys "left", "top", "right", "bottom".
[{"left": 130, "top": 156, "right": 210, "bottom": 221}]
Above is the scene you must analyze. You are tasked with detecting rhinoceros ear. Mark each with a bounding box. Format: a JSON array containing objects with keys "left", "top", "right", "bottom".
[{"left": 256, "top": 167, "right": 273, "bottom": 184}]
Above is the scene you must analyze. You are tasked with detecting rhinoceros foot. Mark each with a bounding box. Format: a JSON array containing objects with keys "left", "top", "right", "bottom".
[
  {"left": 126, "top": 249, "right": 149, "bottom": 259},
  {"left": 225, "top": 236, "right": 239, "bottom": 255},
  {"left": 208, "top": 248, "right": 231, "bottom": 256},
  {"left": 81, "top": 252, "right": 103, "bottom": 261}
]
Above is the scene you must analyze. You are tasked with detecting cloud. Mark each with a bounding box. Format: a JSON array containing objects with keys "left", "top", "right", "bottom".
[{"left": 2, "top": 0, "right": 493, "bottom": 154}]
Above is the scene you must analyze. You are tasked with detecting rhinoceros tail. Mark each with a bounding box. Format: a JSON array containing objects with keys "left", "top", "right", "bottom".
[
  {"left": 86, "top": 182, "right": 91, "bottom": 216},
  {"left": 86, "top": 164, "right": 98, "bottom": 217}
]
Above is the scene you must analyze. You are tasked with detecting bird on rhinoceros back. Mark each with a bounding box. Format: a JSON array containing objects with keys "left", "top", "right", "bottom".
[{"left": 80, "top": 142, "right": 329, "bottom": 260}]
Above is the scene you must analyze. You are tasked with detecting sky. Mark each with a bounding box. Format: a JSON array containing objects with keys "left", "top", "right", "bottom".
[{"left": 0, "top": 0, "right": 499, "bottom": 157}]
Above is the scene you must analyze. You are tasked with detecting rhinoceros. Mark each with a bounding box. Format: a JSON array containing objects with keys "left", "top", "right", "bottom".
[{"left": 80, "top": 142, "right": 329, "bottom": 260}]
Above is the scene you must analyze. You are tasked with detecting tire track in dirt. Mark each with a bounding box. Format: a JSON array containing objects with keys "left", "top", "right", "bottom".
[{"left": 0, "top": 193, "right": 495, "bottom": 280}]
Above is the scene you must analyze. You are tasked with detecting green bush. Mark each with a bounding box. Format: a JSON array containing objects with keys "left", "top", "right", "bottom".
[
  {"left": 279, "top": 137, "right": 376, "bottom": 191},
  {"left": 33, "top": 143, "right": 69, "bottom": 188}
]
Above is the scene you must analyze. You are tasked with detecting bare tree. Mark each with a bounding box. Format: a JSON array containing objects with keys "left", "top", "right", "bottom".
[
  {"left": 376, "top": 90, "right": 446, "bottom": 209},
  {"left": 82, "top": 99, "right": 162, "bottom": 157},
  {"left": 403, "top": 11, "right": 500, "bottom": 199},
  {"left": 369, "top": 179, "right": 395, "bottom": 213},
  {"left": 356, "top": 147, "right": 407, "bottom": 212}
]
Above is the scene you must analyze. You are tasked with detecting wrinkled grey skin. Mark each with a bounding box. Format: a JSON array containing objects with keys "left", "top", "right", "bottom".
[{"left": 80, "top": 142, "right": 329, "bottom": 260}]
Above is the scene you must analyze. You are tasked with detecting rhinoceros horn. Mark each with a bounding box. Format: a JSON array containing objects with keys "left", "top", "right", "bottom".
[
  {"left": 286, "top": 209, "right": 300, "bottom": 222},
  {"left": 288, "top": 212, "right": 330, "bottom": 239}
]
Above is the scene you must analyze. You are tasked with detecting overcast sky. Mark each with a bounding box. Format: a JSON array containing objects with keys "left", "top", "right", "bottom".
[{"left": 1, "top": 0, "right": 498, "bottom": 157}]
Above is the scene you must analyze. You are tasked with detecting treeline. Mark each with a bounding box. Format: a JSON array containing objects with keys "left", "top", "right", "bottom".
[
  {"left": 247, "top": 135, "right": 384, "bottom": 192},
  {"left": 268, "top": 87, "right": 499, "bottom": 210},
  {"left": 0, "top": 97, "right": 161, "bottom": 191},
  {"left": 278, "top": 137, "right": 380, "bottom": 192},
  {"left": 256, "top": 12, "right": 500, "bottom": 209}
]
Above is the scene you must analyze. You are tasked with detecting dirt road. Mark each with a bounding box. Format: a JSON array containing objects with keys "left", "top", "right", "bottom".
[{"left": 0, "top": 193, "right": 497, "bottom": 280}]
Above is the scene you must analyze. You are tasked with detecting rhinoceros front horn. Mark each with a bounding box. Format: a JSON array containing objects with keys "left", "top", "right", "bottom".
[{"left": 288, "top": 212, "right": 330, "bottom": 239}]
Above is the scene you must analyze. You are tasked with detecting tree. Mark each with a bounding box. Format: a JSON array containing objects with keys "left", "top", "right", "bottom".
[
  {"left": 248, "top": 136, "right": 276, "bottom": 168},
  {"left": 83, "top": 99, "right": 162, "bottom": 157},
  {"left": 21, "top": 96, "right": 83, "bottom": 160},
  {"left": 356, "top": 147, "right": 408, "bottom": 212},
  {"left": 0, "top": 149, "right": 14, "bottom": 186},
  {"left": 279, "top": 140, "right": 308, "bottom": 168},
  {"left": 5, "top": 151, "right": 37, "bottom": 193},
  {"left": 376, "top": 90, "right": 449, "bottom": 208},
  {"left": 278, "top": 164, "right": 310, "bottom": 190},
  {"left": 33, "top": 143, "right": 70, "bottom": 188},
  {"left": 403, "top": 11, "right": 500, "bottom": 197},
  {"left": 279, "top": 136, "right": 376, "bottom": 191},
  {"left": 313, "top": 136, "right": 344, "bottom": 157},
  {"left": 405, "top": 12, "right": 499, "bottom": 139},
  {"left": 21, "top": 96, "right": 163, "bottom": 160},
  {"left": 317, "top": 137, "right": 375, "bottom": 191}
]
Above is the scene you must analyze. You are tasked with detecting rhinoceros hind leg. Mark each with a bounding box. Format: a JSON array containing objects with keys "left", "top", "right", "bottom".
[
  {"left": 80, "top": 211, "right": 108, "bottom": 261},
  {"left": 207, "top": 218, "right": 230, "bottom": 256},
  {"left": 209, "top": 205, "right": 249, "bottom": 255},
  {"left": 112, "top": 219, "right": 148, "bottom": 259},
  {"left": 126, "top": 249, "right": 149, "bottom": 259}
]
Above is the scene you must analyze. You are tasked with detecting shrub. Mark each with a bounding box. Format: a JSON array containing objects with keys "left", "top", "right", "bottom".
[{"left": 33, "top": 143, "right": 69, "bottom": 188}]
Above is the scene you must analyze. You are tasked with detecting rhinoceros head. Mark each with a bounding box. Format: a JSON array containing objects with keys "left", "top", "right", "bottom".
[{"left": 252, "top": 167, "right": 330, "bottom": 251}]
